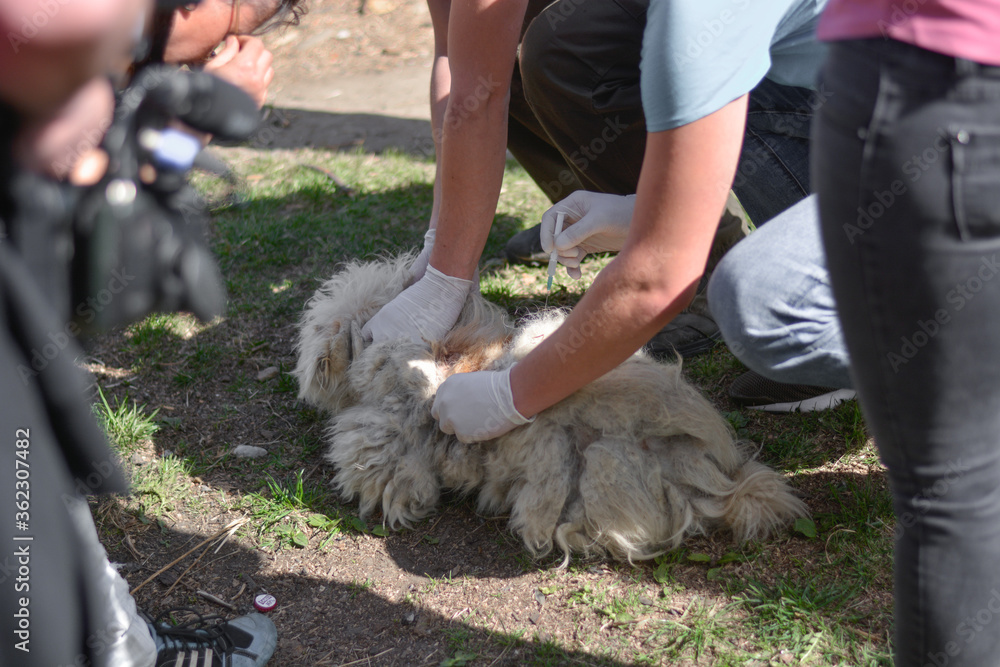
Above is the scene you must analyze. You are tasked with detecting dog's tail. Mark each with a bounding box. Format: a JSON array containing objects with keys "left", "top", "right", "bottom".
[
  {"left": 684, "top": 454, "right": 809, "bottom": 543},
  {"left": 715, "top": 459, "right": 809, "bottom": 542}
]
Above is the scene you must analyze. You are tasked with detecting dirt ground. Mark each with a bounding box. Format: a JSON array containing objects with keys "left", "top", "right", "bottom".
[{"left": 255, "top": 0, "right": 437, "bottom": 154}]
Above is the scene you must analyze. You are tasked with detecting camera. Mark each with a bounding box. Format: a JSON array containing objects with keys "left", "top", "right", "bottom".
[
  {"left": 6, "top": 64, "right": 259, "bottom": 334},
  {"left": 71, "top": 65, "right": 259, "bottom": 332}
]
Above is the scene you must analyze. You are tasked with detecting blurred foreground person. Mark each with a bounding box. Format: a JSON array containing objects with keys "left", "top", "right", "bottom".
[{"left": 1, "top": 1, "right": 277, "bottom": 664}]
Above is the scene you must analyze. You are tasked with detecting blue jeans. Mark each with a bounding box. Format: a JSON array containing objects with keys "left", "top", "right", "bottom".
[
  {"left": 736, "top": 78, "right": 817, "bottom": 225},
  {"left": 707, "top": 194, "right": 852, "bottom": 389},
  {"left": 816, "top": 39, "right": 1000, "bottom": 667}
]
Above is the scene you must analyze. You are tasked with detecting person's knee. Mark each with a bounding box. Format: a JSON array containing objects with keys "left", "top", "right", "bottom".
[{"left": 707, "top": 245, "right": 776, "bottom": 364}]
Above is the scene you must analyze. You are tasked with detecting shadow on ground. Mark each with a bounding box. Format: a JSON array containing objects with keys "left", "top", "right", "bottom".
[{"left": 215, "top": 107, "right": 436, "bottom": 156}]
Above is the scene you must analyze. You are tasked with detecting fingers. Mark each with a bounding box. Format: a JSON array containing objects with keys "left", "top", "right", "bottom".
[
  {"left": 205, "top": 36, "right": 274, "bottom": 107},
  {"left": 554, "top": 219, "right": 594, "bottom": 254},
  {"left": 204, "top": 36, "right": 240, "bottom": 70},
  {"left": 540, "top": 204, "right": 581, "bottom": 254},
  {"left": 556, "top": 247, "right": 584, "bottom": 269},
  {"left": 539, "top": 205, "right": 562, "bottom": 254}
]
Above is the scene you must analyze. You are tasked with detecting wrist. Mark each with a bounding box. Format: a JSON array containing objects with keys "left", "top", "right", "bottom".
[
  {"left": 507, "top": 363, "right": 538, "bottom": 421},
  {"left": 428, "top": 246, "right": 479, "bottom": 281},
  {"left": 425, "top": 263, "right": 473, "bottom": 294}
]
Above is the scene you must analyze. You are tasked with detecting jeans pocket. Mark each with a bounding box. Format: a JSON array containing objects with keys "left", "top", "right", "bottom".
[{"left": 950, "top": 126, "right": 1000, "bottom": 241}]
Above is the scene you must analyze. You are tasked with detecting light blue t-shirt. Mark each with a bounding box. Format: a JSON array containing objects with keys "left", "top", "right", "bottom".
[{"left": 640, "top": 0, "right": 828, "bottom": 132}]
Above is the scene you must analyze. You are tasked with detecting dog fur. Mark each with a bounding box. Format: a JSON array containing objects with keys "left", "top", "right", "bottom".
[{"left": 295, "top": 254, "right": 807, "bottom": 564}]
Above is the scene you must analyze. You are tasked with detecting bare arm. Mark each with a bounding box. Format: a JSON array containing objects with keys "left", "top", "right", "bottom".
[
  {"left": 508, "top": 95, "right": 750, "bottom": 417},
  {"left": 428, "top": 0, "right": 529, "bottom": 280},
  {"left": 426, "top": 0, "right": 451, "bottom": 228}
]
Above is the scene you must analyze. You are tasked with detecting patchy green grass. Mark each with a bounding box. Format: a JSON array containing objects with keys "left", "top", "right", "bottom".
[
  {"left": 93, "top": 386, "right": 160, "bottom": 453},
  {"left": 90, "top": 147, "right": 895, "bottom": 666}
]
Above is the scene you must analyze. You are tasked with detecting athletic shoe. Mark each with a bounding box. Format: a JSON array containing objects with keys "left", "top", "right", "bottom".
[
  {"left": 148, "top": 608, "right": 277, "bottom": 667},
  {"left": 729, "top": 370, "right": 857, "bottom": 413},
  {"left": 644, "top": 312, "right": 723, "bottom": 360},
  {"left": 504, "top": 223, "right": 548, "bottom": 264}
]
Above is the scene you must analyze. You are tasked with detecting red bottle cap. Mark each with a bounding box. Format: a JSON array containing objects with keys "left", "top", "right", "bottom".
[{"left": 253, "top": 593, "right": 277, "bottom": 612}]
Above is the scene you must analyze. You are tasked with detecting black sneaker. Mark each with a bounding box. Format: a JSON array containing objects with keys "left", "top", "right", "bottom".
[
  {"left": 644, "top": 312, "right": 723, "bottom": 360},
  {"left": 729, "top": 370, "right": 856, "bottom": 413},
  {"left": 148, "top": 608, "right": 277, "bottom": 667},
  {"left": 504, "top": 223, "right": 548, "bottom": 264}
]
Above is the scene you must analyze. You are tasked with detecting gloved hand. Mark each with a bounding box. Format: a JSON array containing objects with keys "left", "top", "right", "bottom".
[
  {"left": 540, "top": 191, "right": 636, "bottom": 279},
  {"left": 362, "top": 264, "right": 472, "bottom": 345},
  {"left": 431, "top": 367, "right": 534, "bottom": 443},
  {"left": 408, "top": 228, "right": 435, "bottom": 283}
]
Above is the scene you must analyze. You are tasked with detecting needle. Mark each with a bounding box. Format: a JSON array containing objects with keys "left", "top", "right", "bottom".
[{"left": 546, "top": 211, "right": 565, "bottom": 293}]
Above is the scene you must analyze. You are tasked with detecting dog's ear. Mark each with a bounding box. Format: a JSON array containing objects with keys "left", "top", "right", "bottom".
[
  {"left": 317, "top": 321, "right": 349, "bottom": 388},
  {"left": 310, "top": 319, "right": 365, "bottom": 392},
  {"left": 296, "top": 318, "right": 354, "bottom": 407}
]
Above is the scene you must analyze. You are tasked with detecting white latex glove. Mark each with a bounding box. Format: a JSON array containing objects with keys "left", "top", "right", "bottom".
[
  {"left": 431, "top": 367, "right": 534, "bottom": 443},
  {"left": 540, "top": 191, "right": 636, "bottom": 279},
  {"left": 408, "top": 228, "right": 435, "bottom": 283},
  {"left": 362, "top": 263, "right": 472, "bottom": 345}
]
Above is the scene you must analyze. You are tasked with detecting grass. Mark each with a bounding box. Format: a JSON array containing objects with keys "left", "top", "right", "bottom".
[
  {"left": 89, "top": 146, "right": 896, "bottom": 665},
  {"left": 93, "top": 386, "right": 160, "bottom": 453}
]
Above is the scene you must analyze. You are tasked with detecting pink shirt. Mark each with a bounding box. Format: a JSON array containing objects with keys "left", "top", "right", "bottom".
[{"left": 818, "top": 0, "right": 1000, "bottom": 66}]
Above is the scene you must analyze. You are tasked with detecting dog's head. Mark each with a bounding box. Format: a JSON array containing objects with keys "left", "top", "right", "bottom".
[{"left": 294, "top": 254, "right": 416, "bottom": 412}]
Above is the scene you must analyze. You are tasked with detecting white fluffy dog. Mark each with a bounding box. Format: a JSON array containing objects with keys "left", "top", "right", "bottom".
[{"left": 294, "top": 255, "right": 807, "bottom": 564}]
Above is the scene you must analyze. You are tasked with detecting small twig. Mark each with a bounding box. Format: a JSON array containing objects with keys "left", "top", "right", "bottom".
[
  {"left": 298, "top": 163, "right": 356, "bottom": 196},
  {"left": 163, "top": 541, "right": 211, "bottom": 598},
  {"left": 205, "top": 550, "right": 241, "bottom": 568},
  {"left": 197, "top": 590, "right": 236, "bottom": 611},
  {"left": 123, "top": 533, "right": 143, "bottom": 560},
  {"left": 824, "top": 527, "right": 857, "bottom": 564},
  {"left": 164, "top": 519, "right": 247, "bottom": 597},
  {"left": 130, "top": 518, "right": 247, "bottom": 595},
  {"left": 242, "top": 573, "right": 267, "bottom": 594},
  {"left": 337, "top": 648, "right": 393, "bottom": 666},
  {"left": 214, "top": 520, "right": 245, "bottom": 554},
  {"left": 487, "top": 641, "right": 513, "bottom": 667}
]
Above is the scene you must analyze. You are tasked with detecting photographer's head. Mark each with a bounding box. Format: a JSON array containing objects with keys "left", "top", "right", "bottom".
[{"left": 162, "top": 0, "right": 305, "bottom": 65}]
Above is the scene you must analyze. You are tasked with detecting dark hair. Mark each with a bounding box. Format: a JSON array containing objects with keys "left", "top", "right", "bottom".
[{"left": 250, "top": 0, "right": 308, "bottom": 35}]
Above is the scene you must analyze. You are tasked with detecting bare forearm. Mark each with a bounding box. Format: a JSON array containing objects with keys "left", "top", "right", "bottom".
[
  {"left": 509, "top": 96, "right": 749, "bottom": 417},
  {"left": 431, "top": 95, "right": 510, "bottom": 278},
  {"left": 427, "top": 0, "right": 451, "bottom": 228},
  {"left": 426, "top": 0, "right": 527, "bottom": 280},
  {"left": 510, "top": 253, "right": 698, "bottom": 417}
]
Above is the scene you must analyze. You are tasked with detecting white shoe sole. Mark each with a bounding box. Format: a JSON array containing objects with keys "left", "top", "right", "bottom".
[{"left": 749, "top": 389, "right": 857, "bottom": 413}]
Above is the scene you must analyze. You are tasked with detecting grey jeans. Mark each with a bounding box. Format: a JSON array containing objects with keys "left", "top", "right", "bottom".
[{"left": 816, "top": 38, "right": 1000, "bottom": 667}]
